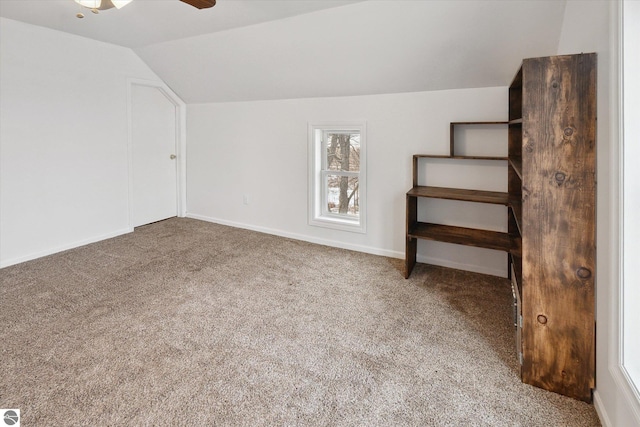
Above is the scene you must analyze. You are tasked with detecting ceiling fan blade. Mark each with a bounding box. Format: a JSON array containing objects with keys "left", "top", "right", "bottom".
[{"left": 179, "top": 0, "right": 216, "bottom": 9}]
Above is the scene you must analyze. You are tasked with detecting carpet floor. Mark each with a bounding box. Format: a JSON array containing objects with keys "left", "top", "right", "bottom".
[{"left": 0, "top": 217, "right": 600, "bottom": 426}]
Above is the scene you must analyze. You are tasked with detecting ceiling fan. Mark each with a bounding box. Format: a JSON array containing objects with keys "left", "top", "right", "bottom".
[{"left": 74, "top": 0, "right": 216, "bottom": 18}]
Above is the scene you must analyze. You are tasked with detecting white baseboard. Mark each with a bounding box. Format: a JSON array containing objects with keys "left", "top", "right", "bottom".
[
  {"left": 595, "top": 365, "right": 640, "bottom": 427},
  {"left": 186, "top": 213, "right": 403, "bottom": 259},
  {"left": 0, "top": 227, "right": 133, "bottom": 269},
  {"left": 593, "top": 391, "right": 612, "bottom": 427},
  {"left": 2, "top": 214, "right": 510, "bottom": 278},
  {"left": 186, "top": 213, "right": 506, "bottom": 278}
]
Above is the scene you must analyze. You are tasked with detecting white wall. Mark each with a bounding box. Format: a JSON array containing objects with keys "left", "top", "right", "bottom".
[
  {"left": 557, "top": 1, "right": 640, "bottom": 426},
  {"left": 187, "top": 87, "right": 510, "bottom": 277},
  {"left": 0, "top": 18, "right": 164, "bottom": 267}
]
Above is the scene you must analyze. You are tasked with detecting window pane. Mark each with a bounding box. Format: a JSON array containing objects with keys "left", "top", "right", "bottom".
[
  {"left": 326, "top": 133, "right": 360, "bottom": 172},
  {"left": 326, "top": 175, "right": 359, "bottom": 216}
]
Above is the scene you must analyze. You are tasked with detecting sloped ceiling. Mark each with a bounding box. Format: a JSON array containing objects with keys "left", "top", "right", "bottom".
[
  {"left": 0, "top": 0, "right": 365, "bottom": 48},
  {"left": 0, "top": 0, "right": 567, "bottom": 103}
]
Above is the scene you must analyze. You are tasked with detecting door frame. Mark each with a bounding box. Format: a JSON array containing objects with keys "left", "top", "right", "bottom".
[{"left": 126, "top": 78, "right": 186, "bottom": 228}]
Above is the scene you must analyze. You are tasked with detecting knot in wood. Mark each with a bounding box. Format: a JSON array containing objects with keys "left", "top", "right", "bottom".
[
  {"left": 554, "top": 172, "right": 566, "bottom": 184},
  {"left": 537, "top": 314, "right": 548, "bottom": 325},
  {"left": 551, "top": 81, "right": 559, "bottom": 89},
  {"left": 563, "top": 127, "right": 574, "bottom": 138},
  {"left": 576, "top": 267, "right": 592, "bottom": 280}
]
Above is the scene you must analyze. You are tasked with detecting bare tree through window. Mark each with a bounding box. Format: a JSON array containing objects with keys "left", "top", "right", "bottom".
[{"left": 325, "top": 132, "right": 360, "bottom": 216}]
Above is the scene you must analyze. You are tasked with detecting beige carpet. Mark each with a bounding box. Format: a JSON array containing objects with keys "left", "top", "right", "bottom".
[{"left": 0, "top": 218, "right": 600, "bottom": 426}]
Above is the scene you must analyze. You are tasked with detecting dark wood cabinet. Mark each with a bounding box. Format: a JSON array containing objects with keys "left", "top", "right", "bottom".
[
  {"left": 405, "top": 53, "right": 596, "bottom": 402},
  {"left": 509, "top": 53, "right": 596, "bottom": 402}
]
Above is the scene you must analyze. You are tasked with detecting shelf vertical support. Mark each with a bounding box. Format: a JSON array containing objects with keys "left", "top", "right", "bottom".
[
  {"left": 405, "top": 195, "right": 417, "bottom": 278},
  {"left": 449, "top": 122, "right": 455, "bottom": 156}
]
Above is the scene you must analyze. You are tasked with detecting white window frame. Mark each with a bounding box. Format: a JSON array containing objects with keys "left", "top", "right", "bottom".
[
  {"left": 622, "top": 0, "right": 640, "bottom": 400},
  {"left": 308, "top": 122, "right": 366, "bottom": 233}
]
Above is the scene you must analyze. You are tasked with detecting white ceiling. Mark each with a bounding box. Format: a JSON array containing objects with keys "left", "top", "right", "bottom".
[
  {"left": 0, "top": 0, "right": 365, "bottom": 48},
  {"left": 0, "top": 0, "right": 568, "bottom": 103}
]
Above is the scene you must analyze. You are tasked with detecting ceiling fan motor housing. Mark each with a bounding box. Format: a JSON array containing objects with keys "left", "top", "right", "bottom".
[{"left": 180, "top": 0, "right": 216, "bottom": 9}]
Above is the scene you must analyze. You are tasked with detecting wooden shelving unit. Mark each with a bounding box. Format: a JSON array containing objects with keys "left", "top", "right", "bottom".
[
  {"left": 509, "top": 53, "right": 596, "bottom": 402},
  {"left": 405, "top": 55, "right": 596, "bottom": 402},
  {"left": 404, "top": 122, "right": 510, "bottom": 279}
]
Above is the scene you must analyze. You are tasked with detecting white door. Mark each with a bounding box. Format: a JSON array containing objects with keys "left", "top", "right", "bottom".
[{"left": 131, "top": 85, "right": 178, "bottom": 227}]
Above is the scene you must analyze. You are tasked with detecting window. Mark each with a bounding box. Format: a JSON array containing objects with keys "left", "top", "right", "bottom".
[{"left": 308, "top": 123, "right": 366, "bottom": 233}]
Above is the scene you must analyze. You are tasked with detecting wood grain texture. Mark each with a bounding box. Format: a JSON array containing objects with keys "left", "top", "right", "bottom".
[
  {"left": 408, "top": 222, "right": 512, "bottom": 252},
  {"left": 518, "top": 53, "right": 596, "bottom": 402},
  {"left": 407, "top": 186, "right": 509, "bottom": 205}
]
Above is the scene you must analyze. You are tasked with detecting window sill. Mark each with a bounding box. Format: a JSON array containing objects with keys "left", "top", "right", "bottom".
[{"left": 309, "top": 215, "right": 366, "bottom": 234}]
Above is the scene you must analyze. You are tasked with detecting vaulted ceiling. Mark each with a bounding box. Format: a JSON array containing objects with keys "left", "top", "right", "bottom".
[{"left": 0, "top": 0, "right": 567, "bottom": 103}]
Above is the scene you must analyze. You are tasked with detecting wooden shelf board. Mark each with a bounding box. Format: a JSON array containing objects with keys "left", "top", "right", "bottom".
[
  {"left": 408, "top": 222, "right": 512, "bottom": 252},
  {"left": 407, "top": 186, "right": 509, "bottom": 205},
  {"left": 413, "top": 154, "right": 508, "bottom": 161}
]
